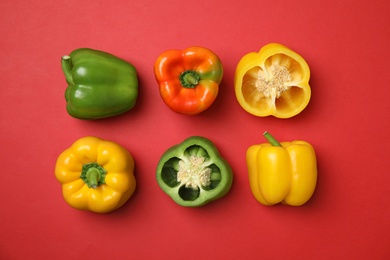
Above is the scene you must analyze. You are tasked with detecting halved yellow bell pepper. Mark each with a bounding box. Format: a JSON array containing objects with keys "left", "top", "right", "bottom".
[
  {"left": 235, "top": 43, "right": 311, "bottom": 118},
  {"left": 55, "top": 137, "right": 136, "bottom": 213},
  {"left": 246, "top": 132, "right": 317, "bottom": 206}
]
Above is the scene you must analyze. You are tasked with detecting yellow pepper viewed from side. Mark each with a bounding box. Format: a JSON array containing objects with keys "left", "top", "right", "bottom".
[
  {"left": 235, "top": 43, "right": 311, "bottom": 118},
  {"left": 55, "top": 136, "right": 136, "bottom": 213},
  {"left": 246, "top": 132, "right": 317, "bottom": 206}
]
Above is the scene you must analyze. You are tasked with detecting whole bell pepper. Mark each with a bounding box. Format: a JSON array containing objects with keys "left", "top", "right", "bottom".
[
  {"left": 61, "top": 48, "right": 138, "bottom": 119},
  {"left": 154, "top": 46, "right": 223, "bottom": 115},
  {"left": 235, "top": 43, "right": 311, "bottom": 118},
  {"left": 246, "top": 132, "right": 317, "bottom": 206},
  {"left": 55, "top": 136, "right": 136, "bottom": 213},
  {"left": 156, "top": 136, "right": 233, "bottom": 207}
]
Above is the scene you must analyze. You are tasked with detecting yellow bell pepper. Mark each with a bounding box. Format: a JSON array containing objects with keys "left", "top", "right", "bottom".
[
  {"left": 246, "top": 132, "right": 317, "bottom": 206},
  {"left": 234, "top": 43, "right": 311, "bottom": 118},
  {"left": 55, "top": 136, "right": 136, "bottom": 213}
]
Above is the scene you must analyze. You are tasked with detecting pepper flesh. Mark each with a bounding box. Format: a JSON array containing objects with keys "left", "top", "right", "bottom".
[
  {"left": 156, "top": 136, "right": 233, "bottom": 207},
  {"left": 154, "top": 46, "right": 223, "bottom": 115},
  {"left": 246, "top": 132, "right": 317, "bottom": 206},
  {"left": 61, "top": 48, "right": 138, "bottom": 119},
  {"left": 235, "top": 43, "right": 311, "bottom": 118},
  {"left": 55, "top": 136, "right": 136, "bottom": 213}
]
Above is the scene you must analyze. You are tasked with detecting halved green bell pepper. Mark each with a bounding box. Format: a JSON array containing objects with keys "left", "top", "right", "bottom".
[
  {"left": 61, "top": 48, "right": 138, "bottom": 119},
  {"left": 156, "top": 136, "right": 233, "bottom": 207}
]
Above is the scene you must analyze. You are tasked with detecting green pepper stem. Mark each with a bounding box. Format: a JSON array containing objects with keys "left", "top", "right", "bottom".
[
  {"left": 80, "top": 162, "right": 106, "bottom": 189},
  {"left": 61, "top": 55, "right": 75, "bottom": 85},
  {"left": 86, "top": 168, "right": 101, "bottom": 189},
  {"left": 263, "top": 131, "right": 282, "bottom": 147},
  {"left": 180, "top": 70, "right": 200, "bottom": 88}
]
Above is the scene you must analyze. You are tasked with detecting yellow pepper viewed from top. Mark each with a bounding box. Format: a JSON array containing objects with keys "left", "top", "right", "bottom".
[
  {"left": 55, "top": 136, "right": 136, "bottom": 213},
  {"left": 246, "top": 132, "right": 317, "bottom": 206},
  {"left": 235, "top": 43, "right": 311, "bottom": 118}
]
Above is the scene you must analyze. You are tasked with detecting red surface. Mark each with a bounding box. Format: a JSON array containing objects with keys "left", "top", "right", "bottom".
[{"left": 1, "top": 0, "right": 389, "bottom": 259}]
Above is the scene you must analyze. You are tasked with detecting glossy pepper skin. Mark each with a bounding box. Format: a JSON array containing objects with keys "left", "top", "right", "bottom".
[
  {"left": 154, "top": 47, "right": 223, "bottom": 115},
  {"left": 156, "top": 136, "right": 233, "bottom": 207},
  {"left": 246, "top": 132, "right": 317, "bottom": 206},
  {"left": 55, "top": 137, "right": 136, "bottom": 213},
  {"left": 235, "top": 43, "right": 311, "bottom": 118},
  {"left": 61, "top": 48, "right": 138, "bottom": 119}
]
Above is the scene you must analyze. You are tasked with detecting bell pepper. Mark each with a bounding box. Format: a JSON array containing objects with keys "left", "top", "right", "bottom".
[
  {"left": 55, "top": 137, "right": 136, "bottom": 213},
  {"left": 61, "top": 48, "right": 138, "bottom": 119},
  {"left": 156, "top": 136, "right": 233, "bottom": 207},
  {"left": 154, "top": 46, "right": 223, "bottom": 115},
  {"left": 246, "top": 132, "right": 317, "bottom": 206},
  {"left": 234, "top": 43, "right": 311, "bottom": 118}
]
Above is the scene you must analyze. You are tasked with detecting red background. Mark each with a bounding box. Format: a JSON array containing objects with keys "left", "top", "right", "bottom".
[{"left": 1, "top": 0, "right": 389, "bottom": 259}]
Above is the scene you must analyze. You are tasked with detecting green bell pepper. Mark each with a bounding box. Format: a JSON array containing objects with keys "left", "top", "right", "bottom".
[
  {"left": 156, "top": 136, "right": 233, "bottom": 207},
  {"left": 61, "top": 48, "right": 138, "bottom": 119}
]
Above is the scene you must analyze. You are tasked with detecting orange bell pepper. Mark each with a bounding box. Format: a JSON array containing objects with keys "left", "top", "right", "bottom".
[{"left": 154, "top": 46, "right": 223, "bottom": 115}]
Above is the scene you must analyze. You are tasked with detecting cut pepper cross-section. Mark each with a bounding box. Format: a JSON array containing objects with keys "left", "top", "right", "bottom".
[
  {"left": 235, "top": 43, "right": 311, "bottom": 118},
  {"left": 177, "top": 155, "right": 212, "bottom": 190},
  {"left": 156, "top": 136, "right": 233, "bottom": 207}
]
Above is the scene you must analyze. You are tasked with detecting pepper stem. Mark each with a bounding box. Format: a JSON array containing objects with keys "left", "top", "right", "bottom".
[
  {"left": 61, "top": 55, "right": 75, "bottom": 85},
  {"left": 86, "top": 168, "right": 100, "bottom": 189},
  {"left": 263, "top": 131, "right": 282, "bottom": 147},
  {"left": 180, "top": 70, "right": 200, "bottom": 88},
  {"left": 80, "top": 163, "right": 106, "bottom": 189}
]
